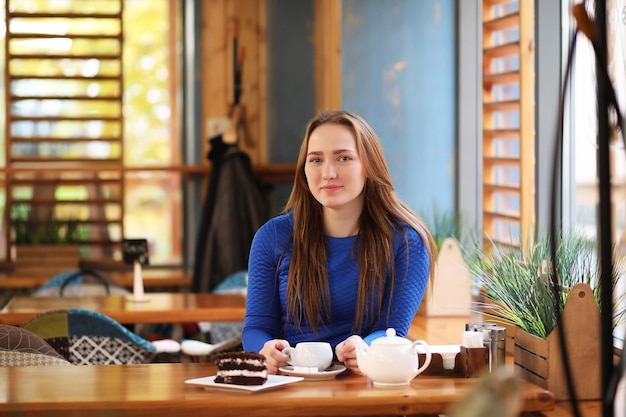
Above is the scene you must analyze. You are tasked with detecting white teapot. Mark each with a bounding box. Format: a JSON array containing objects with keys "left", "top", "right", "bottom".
[{"left": 350, "top": 328, "right": 432, "bottom": 387}]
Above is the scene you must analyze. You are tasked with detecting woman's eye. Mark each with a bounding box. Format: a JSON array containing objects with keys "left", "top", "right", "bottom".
[
  {"left": 309, "top": 157, "right": 321, "bottom": 163},
  {"left": 339, "top": 156, "right": 350, "bottom": 162}
]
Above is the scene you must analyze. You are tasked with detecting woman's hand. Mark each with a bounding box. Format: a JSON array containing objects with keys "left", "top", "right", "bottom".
[
  {"left": 335, "top": 337, "right": 362, "bottom": 374},
  {"left": 259, "top": 339, "right": 291, "bottom": 374}
]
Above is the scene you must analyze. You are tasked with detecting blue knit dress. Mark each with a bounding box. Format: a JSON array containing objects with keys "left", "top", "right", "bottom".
[{"left": 242, "top": 212, "right": 430, "bottom": 353}]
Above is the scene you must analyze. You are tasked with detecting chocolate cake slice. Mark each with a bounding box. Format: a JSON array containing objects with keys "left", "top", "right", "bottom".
[{"left": 214, "top": 351, "right": 268, "bottom": 385}]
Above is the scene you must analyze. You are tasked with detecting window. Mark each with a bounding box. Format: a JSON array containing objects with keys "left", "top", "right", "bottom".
[
  {"left": 1, "top": 0, "right": 184, "bottom": 267},
  {"left": 567, "top": 0, "right": 626, "bottom": 244},
  {"left": 566, "top": 0, "right": 626, "bottom": 344}
]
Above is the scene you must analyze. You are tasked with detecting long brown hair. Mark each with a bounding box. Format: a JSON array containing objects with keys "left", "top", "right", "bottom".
[{"left": 283, "top": 110, "right": 436, "bottom": 332}]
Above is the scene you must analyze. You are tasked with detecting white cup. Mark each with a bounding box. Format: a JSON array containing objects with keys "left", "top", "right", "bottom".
[{"left": 282, "top": 342, "right": 333, "bottom": 371}]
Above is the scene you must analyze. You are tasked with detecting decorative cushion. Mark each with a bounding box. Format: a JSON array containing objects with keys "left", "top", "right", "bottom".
[
  {"left": 0, "top": 324, "right": 71, "bottom": 366},
  {"left": 69, "top": 335, "right": 155, "bottom": 365},
  {"left": 22, "top": 309, "right": 157, "bottom": 365},
  {"left": 0, "top": 351, "right": 72, "bottom": 367}
]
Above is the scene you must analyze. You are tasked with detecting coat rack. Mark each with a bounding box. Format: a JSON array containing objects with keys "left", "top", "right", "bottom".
[{"left": 222, "top": 18, "right": 254, "bottom": 148}]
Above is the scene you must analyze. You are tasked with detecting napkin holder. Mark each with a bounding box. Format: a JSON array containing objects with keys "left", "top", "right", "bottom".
[{"left": 418, "top": 347, "right": 488, "bottom": 378}]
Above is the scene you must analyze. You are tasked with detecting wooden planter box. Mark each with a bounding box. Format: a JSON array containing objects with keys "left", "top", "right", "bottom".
[
  {"left": 513, "top": 283, "right": 601, "bottom": 400},
  {"left": 12, "top": 244, "right": 80, "bottom": 276}
]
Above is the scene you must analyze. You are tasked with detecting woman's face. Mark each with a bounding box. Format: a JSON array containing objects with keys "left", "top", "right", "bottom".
[{"left": 304, "top": 123, "right": 366, "bottom": 212}]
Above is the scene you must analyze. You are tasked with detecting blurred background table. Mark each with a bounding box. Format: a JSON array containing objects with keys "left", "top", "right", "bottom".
[
  {"left": 0, "top": 292, "right": 245, "bottom": 325},
  {"left": 0, "top": 269, "right": 192, "bottom": 293}
]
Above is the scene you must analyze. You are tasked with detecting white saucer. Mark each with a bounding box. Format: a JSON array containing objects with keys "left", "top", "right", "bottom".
[{"left": 279, "top": 364, "right": 347, "bottom": 380}]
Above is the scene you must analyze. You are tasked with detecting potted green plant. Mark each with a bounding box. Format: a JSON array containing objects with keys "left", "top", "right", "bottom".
[
  {"left": 467, "top": 230, "right": 625, "bottom": 399},
  {"left": 469, "top": 230, "right": 625, "bottom": 338}
]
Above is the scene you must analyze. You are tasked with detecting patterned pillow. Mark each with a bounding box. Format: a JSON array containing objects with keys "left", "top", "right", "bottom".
[
  {"left": 21, "top": 309, "right": 157, "bottom": 365},
  {"left": 0, "top": 351, "right": 72, "bottom": 367},
  {"left": 0, "top": 325, "right": 71, "bottom": 366},
  {"left": 69, "top": 335, "right": 155, "bottom": 365}
]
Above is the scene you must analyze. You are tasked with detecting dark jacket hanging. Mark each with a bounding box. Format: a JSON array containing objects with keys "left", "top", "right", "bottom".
[{"left": 192, "top": 136, "right": 271, "bottom": 293}]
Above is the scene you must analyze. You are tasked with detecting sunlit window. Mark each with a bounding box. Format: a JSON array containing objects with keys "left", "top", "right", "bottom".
[{"left": 1, "top": 0, "right": 183, "bottom": 266}]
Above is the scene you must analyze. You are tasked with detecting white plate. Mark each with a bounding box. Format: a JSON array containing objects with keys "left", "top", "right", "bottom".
[
  {"left": 185, "top": 374, "right": 304, "bottom": 393},
  {"left": 279, "top": 364, "right": 347, "bottom": 380}
]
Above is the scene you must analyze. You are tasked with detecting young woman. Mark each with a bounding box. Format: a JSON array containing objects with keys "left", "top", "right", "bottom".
[{"left": 242, "top": 110, "right": 436, "bottom": 374}]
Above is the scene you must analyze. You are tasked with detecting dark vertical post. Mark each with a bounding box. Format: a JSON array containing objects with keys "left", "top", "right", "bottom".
[{"left": 593, "top": 1, "right": 614, "bottom": 416}]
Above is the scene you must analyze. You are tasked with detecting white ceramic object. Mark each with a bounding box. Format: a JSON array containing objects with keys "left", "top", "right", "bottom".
[
  {"left": 181, "top": 339, "right": 215, "bottom": 356},
  {"left": 152, "top": 339, "right": 181, "bottom": 353},
  {"left": 350, "top": 328, "right": 432, "bottom": 387},
  {"left": 282, "top": 342, "right": 333, "bottom": 371},
  {"left": 416, "top": 344, "right": 460, "bottom": 370},
  {"left": 279, "top": 364, "right": 347, "bottom": 380}
]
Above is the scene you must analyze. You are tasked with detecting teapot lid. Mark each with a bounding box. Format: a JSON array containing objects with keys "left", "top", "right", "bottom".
[{"left": 371, "top": 328, "right": 410, "bottom": 345}]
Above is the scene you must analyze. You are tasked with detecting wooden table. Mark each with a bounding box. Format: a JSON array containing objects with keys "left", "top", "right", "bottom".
[
  {"left": 0, "top": 292, "right": 246, "bottom": 325},
  {"left": 0, "top": 362, "right": 555, "bottom": 417},
  {"left": 0, "top": 269, "right": 192, "bottom": 291}
]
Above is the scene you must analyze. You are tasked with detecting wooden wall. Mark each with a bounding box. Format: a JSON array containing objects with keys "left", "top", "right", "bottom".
[
  {"left": 200, "top": 0, "right": 267, "bottom": 163},
  {"left": 200, "top": 0, "right": 341, "bottom": 166}
]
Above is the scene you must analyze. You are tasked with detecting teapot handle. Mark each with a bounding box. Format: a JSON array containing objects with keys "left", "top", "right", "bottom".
[{"left": 411, "top": 340, "right": 432, "bottom": 377}]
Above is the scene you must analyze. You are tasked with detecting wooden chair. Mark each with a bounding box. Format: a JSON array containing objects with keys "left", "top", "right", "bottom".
[
  {"left": 21, "top": 309, "right": 160, "bottom": 364},
  {"left": 32, "top": 268, "right": 129, "bottom": 297}
]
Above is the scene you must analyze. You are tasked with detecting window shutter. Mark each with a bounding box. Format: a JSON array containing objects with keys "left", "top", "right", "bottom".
[
  {"left": 4, "top": 0, "right": 124, "bottom": 270},
  {"left": 481, "top": 0, "right": 535, "bottom": 253}
]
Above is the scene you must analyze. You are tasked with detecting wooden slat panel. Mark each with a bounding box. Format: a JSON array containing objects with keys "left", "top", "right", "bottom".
[
  {"left": 9, "top": 75, "right": 121, "bottom": 81},
  {"left": 10, "top": 157, "right": 123, "bottom": 164},
  {"left": 483, "top": 99, "right": 520, "bottom": 112},
  {"left": 11, "top": 136, "right": 121, "bottom": 143},
  {"left": 11, "top": 96, "right": 121, "bottom": 101},
  {"left": 13, "top": 219, "right": 122, "bottom": 226},
  {"left": 483, "top": 41, "right": 519, "bottom": 58},
  {"left": 483, "top": 70, "right": 520, "bottom": 85},
  {"left": 482, "top": 0, "right": 534, "bottom": 252},
  {"left": 14, "top": 198, "right": 120, "bottom": 205},
  {"left": 4, "top": 0, "right": 125, "bottom": 263},
  {"left": 10, "top": 33, "right": 122, "bottom": 40},
  {"left": 483, "top": 12, "right": 519, "bottom": 31},
  {"left": 7, "top": 12, "right": 121, "bottom": 18},
  {"left": 483, "top": 128, "right": 520, "bottom": 139},
  {"left": 483, "top": 183, "right": 521, "bottom": 193},
  {"left": 10, "top": 178, "right": 121, "bottom": 185},
  {"left": 485, "top": 238, "right": 521, "bottom": 250},
  {"left": 483, "top": 210, "right": 521, "bottom": 222},
  {"left": 9, "top": 53, "right": 121, "bottom": 60},
  {"left": 483, "top": 156, "right": 521, "bottom": 167},
  {"left": 6, "top": 162, "right": 293, "bottom": 172}
]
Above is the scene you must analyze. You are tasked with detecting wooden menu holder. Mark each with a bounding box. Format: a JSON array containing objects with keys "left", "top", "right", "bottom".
[
  {"left": 418, "top": 238, "right": 473, "bottom": 316},
  {"left": 513, "top": 283, "right": 601, "bottom": 400},
  {"left": 123, "top": 239, "right": 150, "bottom": 303}
]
